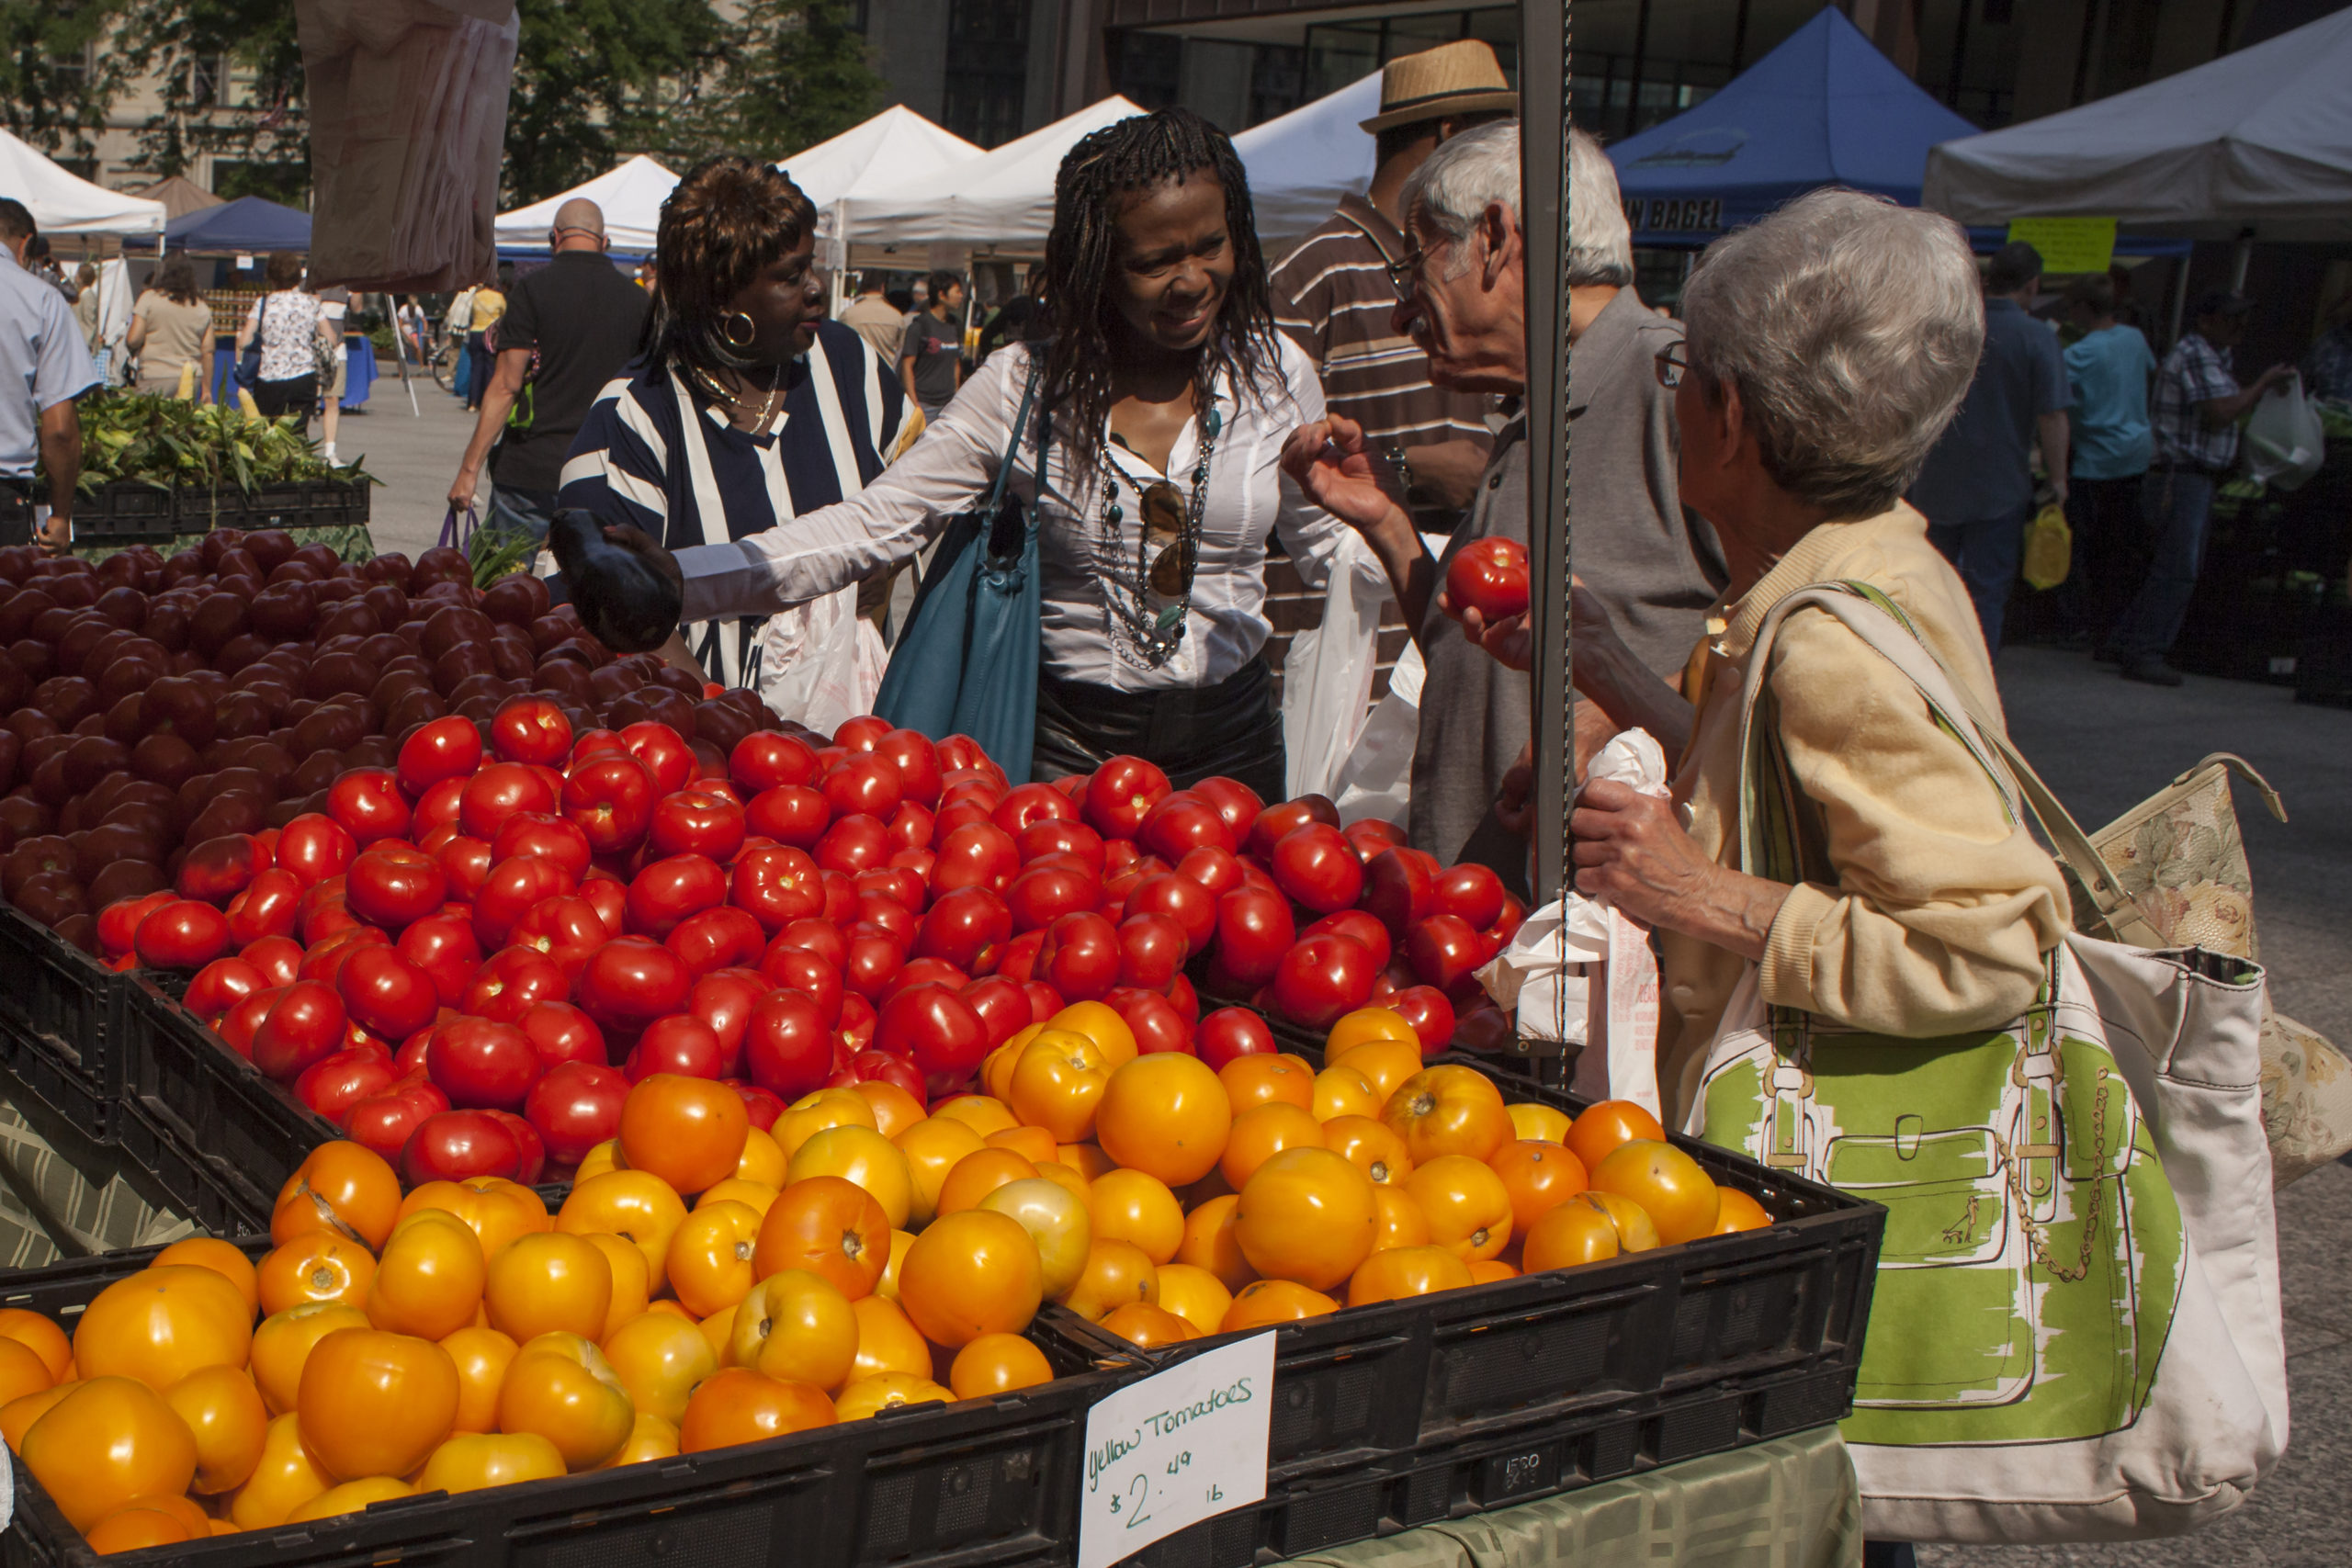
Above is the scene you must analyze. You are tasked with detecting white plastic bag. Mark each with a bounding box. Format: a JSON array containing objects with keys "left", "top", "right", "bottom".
[
  {"left": 1280, "top": 533, "right": 1389, "bottom": 800},
  {"left": 1476, "top": 730, "right": 1670, "bottom": 1114},
  {"left": 2244, "top": 371, "right": 2324, "bottom": 491},
  {"left": 753, "top": 586, "right": 876, "bottom": 737},
  {"left": 1329, "top": 642, "right": 1421, "bottom": 827}
]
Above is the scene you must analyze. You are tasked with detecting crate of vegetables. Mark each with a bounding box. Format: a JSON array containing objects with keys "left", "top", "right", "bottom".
[
  {"left": 1005, "top": 1020, "right": 1879, "bottom": 1550},
  {"left": 0, "top": 1084, "right": 1148, "bottom": 1565},
  {"left": 0, "top": 900, "right": 120, "bottom": 1136},
  {"left": 67, "top": 483, "right": 178, "bottom": 549}
]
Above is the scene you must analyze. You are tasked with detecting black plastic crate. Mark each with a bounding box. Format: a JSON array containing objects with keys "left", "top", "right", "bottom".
[
  {"left": 1036, "top": 1055, "right": 1881, "bottom": 1491},
  {"left": 117, "top": 972, "right": 335, "bottom": 1208},
  {"left": 110, "top": 1090, "right": 276, "bottom": 1238},
  {"left": 0, "top": 1235, "right": 1146, "bottom": 1568},
  {"left": 70, "top": 482, "right": 177, "bottom": 547},
  {"left": 0, "top": 903, "right": 119, "bottom": 1134}
]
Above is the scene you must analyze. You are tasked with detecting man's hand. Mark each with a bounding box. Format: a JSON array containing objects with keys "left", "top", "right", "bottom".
[
  {"left": 36, "top": 511, "right": 69, "bottom": 553},
  {"left": 1280, "top": 413, "right": 1409, "bottom": 537},
  {"left": 1450, "top": 597, "right": 1532, "bottom": 671},
  {"left": 447, "top": 462, "right": 481, "bottom": 513}
]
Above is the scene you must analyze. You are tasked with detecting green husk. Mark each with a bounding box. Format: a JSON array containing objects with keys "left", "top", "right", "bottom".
[{"left": 51, "top": 391, "right": 379, "bottom": 496}]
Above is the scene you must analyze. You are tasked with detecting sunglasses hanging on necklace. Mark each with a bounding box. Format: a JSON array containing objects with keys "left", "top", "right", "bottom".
[{"left": 1099, "top": 406, "right": 1221, "bottom": 667}]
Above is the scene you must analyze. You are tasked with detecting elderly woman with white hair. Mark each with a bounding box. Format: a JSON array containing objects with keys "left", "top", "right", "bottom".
[{"left": 1567, "top": 187, "right": 2071, "bottom": 1124}]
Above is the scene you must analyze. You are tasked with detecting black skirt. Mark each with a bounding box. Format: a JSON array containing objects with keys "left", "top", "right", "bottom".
[{"left": 1032, "top": 656, "right": 1286, "bottom": 804}]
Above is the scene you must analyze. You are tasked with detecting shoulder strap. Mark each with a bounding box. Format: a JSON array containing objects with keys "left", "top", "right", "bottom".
[
  {"left": 979, "top": 351, "right": 1046, "bottom": 517},
  {"left": 1734, "top": 581, "right": 2165, "bottom": 948}
]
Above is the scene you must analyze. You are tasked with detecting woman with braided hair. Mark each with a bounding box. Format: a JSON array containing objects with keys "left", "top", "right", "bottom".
[{"left": 572, "top": 107, "right": 1352, "bottom": 797}]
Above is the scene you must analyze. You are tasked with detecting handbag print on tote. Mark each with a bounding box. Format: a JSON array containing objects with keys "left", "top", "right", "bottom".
[{"left": 1688, "top": 584, "right": 2286, "bottom": 1544}]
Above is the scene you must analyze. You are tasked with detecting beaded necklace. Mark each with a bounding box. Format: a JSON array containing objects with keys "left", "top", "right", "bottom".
[{"left": 1097, "top": 406, "right": 1221, "bottom": 668}]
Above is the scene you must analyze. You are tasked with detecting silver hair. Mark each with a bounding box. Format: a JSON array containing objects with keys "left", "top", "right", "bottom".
[
  {"left": 1566, "top": 125, "right": 1632, "bottom": 288},
  {"left": 1401, "top": 120, "right": 1520, "bottom": 276},
  {"left": 1680, "top": 188, "right": 1984, "bottom": 519}
]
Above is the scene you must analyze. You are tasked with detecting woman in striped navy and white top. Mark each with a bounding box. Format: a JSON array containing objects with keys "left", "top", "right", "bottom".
[{"left": 558, "top": 155, "right": 905, "bottom": 728}]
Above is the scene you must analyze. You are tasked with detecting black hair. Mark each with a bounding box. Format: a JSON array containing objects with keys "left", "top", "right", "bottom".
[
  {"left": 925, "top": 269, "right": 963, "bottom": 302},
  {"left": 643, "top": 153, "right": 820, "bottom": 375},
  {"left": 0, "top": 198, "right": 33, "bottom": 243},
  {"left": 2066, "top": 273, "right": 2116, "bottom": 318},
  {"left": 1985, "top": 241, "right": 2042, "bottom": 294},
  {"left": 1037, "top": 107, "right": 1281, "bottom": 484},
  {"left": 885, "top": 288, "right": 913, "bottom": 312}
]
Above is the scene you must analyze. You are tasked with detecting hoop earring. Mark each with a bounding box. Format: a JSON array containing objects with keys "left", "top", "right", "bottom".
[{"left": 722, "top": 311, "right": 757, "bottom": 349}]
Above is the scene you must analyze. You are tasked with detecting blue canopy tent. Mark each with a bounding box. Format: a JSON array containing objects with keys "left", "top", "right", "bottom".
[
  {"left": 145, "top": 194, "right": 312, "bottom": 254},
  {"left": 1607, "top": 8, "right": 2188, "bottom": 262}
]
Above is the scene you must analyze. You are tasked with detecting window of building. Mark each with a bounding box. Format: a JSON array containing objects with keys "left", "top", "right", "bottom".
[{"left": 943, "top": 0, "right": 1032, "bottom": 147}]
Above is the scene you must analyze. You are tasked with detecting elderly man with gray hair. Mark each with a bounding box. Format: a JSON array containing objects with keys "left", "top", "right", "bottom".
[{"left": 1283, "top": 119, "right": 1721, "bottom": 894}]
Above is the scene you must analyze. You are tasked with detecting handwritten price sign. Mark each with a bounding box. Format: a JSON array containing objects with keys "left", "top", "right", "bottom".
[{"left": 1078, "top": 1332, "right": 1276, "bottom": 1568}]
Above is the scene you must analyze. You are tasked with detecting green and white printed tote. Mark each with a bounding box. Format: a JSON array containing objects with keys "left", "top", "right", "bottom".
[{"left": 1686, "top": 585, "right": 2285, "bottom": 1544}]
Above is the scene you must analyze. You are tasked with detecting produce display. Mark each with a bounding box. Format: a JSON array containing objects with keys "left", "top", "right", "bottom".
[
  {"left": 67, "top": 395, "right": 370, "bottom": 498},
  {"left": 0, "top": 1009, "right": 1774, "bottom": 1549}
]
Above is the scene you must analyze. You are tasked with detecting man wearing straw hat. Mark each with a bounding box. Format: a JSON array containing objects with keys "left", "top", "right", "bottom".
[{"left": 1272, "top": 39, "right": 1514, "bottom": 525}]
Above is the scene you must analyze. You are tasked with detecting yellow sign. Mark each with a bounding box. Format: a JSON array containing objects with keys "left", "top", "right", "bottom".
[{"left": 2005, "top": 217, "right": 2117, "bottom": 276}]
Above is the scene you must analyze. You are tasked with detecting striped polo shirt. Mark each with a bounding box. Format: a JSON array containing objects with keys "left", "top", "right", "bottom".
[
  {"left": 558, "top": 318, "right": 904, "bottom": 688},
  {"left": 1271, "top": 193, "right": 1493, "bottom": 518}
]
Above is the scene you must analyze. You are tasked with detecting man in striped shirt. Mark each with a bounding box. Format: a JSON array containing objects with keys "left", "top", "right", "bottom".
[{"left": 1272, "top": 40, "right": 1513, "bottom": 528}]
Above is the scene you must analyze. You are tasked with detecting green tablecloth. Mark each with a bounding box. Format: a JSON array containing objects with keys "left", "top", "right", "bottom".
[
  {"left": 1287, "top": 1427, "right": 1860, "bottom": 1568},
  {"left": 71, "top": 520, "right": 377, "bottom": 564}
]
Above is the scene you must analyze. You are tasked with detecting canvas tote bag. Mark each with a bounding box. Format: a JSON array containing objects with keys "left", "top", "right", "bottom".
[{"left": 1686, "top": 583, "right": 2286, "bottom": 1544}]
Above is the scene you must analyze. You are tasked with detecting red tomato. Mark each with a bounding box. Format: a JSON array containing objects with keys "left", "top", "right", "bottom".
[
  {"left": 1304, "top": 909, "right": 1392, "bottom": 973},
  {"left": 1431, "top": 864, "right": 1506, "bottom": 931},
  {"left": 876, "top": 730, "right": 942, "bottom": 807},
  {"left": 1138, "top": 792, "right": 1236, "bottom": 862},
  {"left": 397, "top": 715, "right": 484, "bottom": 798},
  {"left": 345, "top": 843, "right": 449, "bottom": 933},
  {"left": 1487, "top": 893, "right": 1527, "bottom": 950},
  {"left": 463, "top": 945, "right": 569, "bottom": 1023},
  {"left": 854, "top": 865, "right": 927, "bottom": 914},
  {"left": 96, "top": 892, "right": 175, "bottom": 963},
  {"left": 1406, "top": 915, "right": 1487, "bottom": 991},
  {"left": 579, "top": 873, "right": 628, "bottom": 938},
  {"left": 1115, "top": 912, "right": 1188, "bottom": 990},
  {"left": 688, "top": 971, "right": 766, "bottom": 1065},
  {"left": 1005, "top": 864, "right": 1100, "bottom": 935},
  {"left": 1110, "top": 988, "right": 1193, "bottom": 1055},
  {"left": 842, "top": 932, "right": 906, "bottom": 1004},
  {"left": 1271, "top": 932, "right": 1379, "bottom": 1030},
  {"left": 991, "top": 783, "right": 1072, "bottom": 835},
  {"left": 650, "top": 790, "right": 748, "bottom": 863},
  {"left": 326, "top": 769, "right": 412, "bottom": 846},
  {"left": 429, "top": 1017, "right": 541, "bottom": 1109},
  {"left": 491, "top": 814, "right": 593, "bottom": 883},
  {"left": 915, "top": 886, "right": 1012, "bottom": 973},
  {"left": 760, "top": 942, "right": 844, "bottom": 1026},
  {"left": 276, "top": 813, "right": 357, "bottom": 887},
  {"left": 935, "top": 735, "right": 992, "bottom": 773},
  {"left": 1195, "top": 1006, "right": 1274, "bottom": 1070},
  {"left": 525, "top": 1060, "right": 629, "bottom": 1165},
  {"left": 666, "top": 906, "right": 767, "bottom": 977},
  {"left": 295, "top": 1043, "right": 401, "bottom": 1124},
  {"left": 400, "top": 1109, "right": 526, "bottom": 1186},
  {"left": 823, "top": 754, "right": 903, "bottom": 821},
  {"left": 175, "top": 832, "right": 260, "bottom": 905},
  {"left": 433, "top": 835, "right": 492, "bottom": 905},
  {"left": 217, "top": 986, "right": 280, "bottom": 1057},
  {"left": 993, "top": 929, "right": 1045, "bottom": 985},
  {"left": 1167, "top": 972, "right": 1199, "bottom": 1024},
  {"left": 930, "top": 822, "right": 1020, "bottom": 897},
  {"left": 337, "top": 945, "right": 439, "bottom": 1041},
  {"left": 473, "top": 855, "right": 579, "bottom": 949},
  {"left": 241, "top": 934, "right": 303, "bottom": 989},
  {"left": 1244, "top": 795, "right": 1340, "bottom": 860},
  {"left": 396, "top": 915, "right": 482, "bottom": 1009},
  {"left": 625, "top": 853, "right": 728, "bottom": 941},
  {"left": 1361, "top": 847, "right": 1435, "bottom": 936},
  {"left": 889, "top": 957, "right": 969, "bottom": 998},
  {"left": 1191, "top": 776, "right": 1264, "bottom": 836},
  {"left": 847, "top": 1049, "right": 927, "bottom": 1103},
  {"left": 813, "top": 814, "right": 889, "bottom": 876},
  {"left": 133, "top": 898, "right": 231, "bottom": 970},
  {"left": 1387, "top": 986, "right": 1458, "bottom": 1052},
  {"left": 886, "top": 803, "right": 934, "bottom": 852},
  {"left": 225, "top": 869, "right": 303, "bottom": 944},
  {"left": 412, "top": 778, "right": 469, "bottom": 840},
  {"left": 508, "top": 895, "right": 610, "bottom": 977},
  {"left": 1341, "top": 819, "right": 1405, "bottom": 863},
  {"left": 958, "top": 975, "right": 1029, "bottom": 1049},
  {"left": 834, "top": 715, "right": 891, "bottom": 751},
  {"left": 519, "top": 999, "right": 607, "bottom": 1069},
  {"left": 854, "top": 895, "right": 918, "bottom": 951},
  {"left": 562, "top": 754, "right": 657, "bottom": 853},
  {"left": 625, "top": 1014, "right": 725, "bottom": 1082},
  {"left": 1173, "top": 845, "right": 1244, "bottom": 898},
  {"left": 573, "top": 938, "right": 693, "bottom": 1036},
  {"left": 731, "top": 731, "right": 819, "bottom": 795},
  {"left": 1451, "top": 1003, "right": 1513, "bottom": 1055},
  {"left": 1213, "top": 886, "right": 1295, "bottom": 987},
  {"left": 1123, "top": 873, "right": 1216, "bottom": 953},
  {"left": 730, "top": 1081, "right": 786, "bottom": 1131},
  {"left": 492, "top": 696, "right": 573, "bottom": 766},
  {"left": 459, "top": 762, "right": 559, "bottom": 840},
  {"left": 618, "top": 722, "right": 696, "bottom": 795},
  {"left": 1035, "top": 910, "right": 1120, "bottom": 1002},
  {"left": 743, "top": 988, "right": 832, "bottom": 1099},
  {"left": 731, "top": 844, "right": 825, "bottom": 932},
  {"left": 185, "top": 955, "right": 266, "bottom": 1019},
  {"left": 1015, "top": 818, "right": 1102, "bottom": 874},
  {"left": 346, "top": 1081, "right": 448, "bottom": 1163},
  {"left": 744, "top": 784, "right": 830, "bottom": 850},
  {"left": 875, "top": 982, "right": 989, "bottom": 1077},
  {"left": 251, "top": 980, "right": 349, "bottom": 1082},
  {"left": 1443, "top": 536, "right": 1530, "bottom": 622},
  {"left": 1081, "top": 756, "right": 1171, "bottom": 840},
  {"left": 1270, "top": 823, "right": 1363, "bottom": 914}
]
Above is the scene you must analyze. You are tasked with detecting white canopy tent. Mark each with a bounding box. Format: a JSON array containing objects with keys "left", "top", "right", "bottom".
[
  {"left": 494, "top": 154, "right": 678, "bottom": 255},
  {"left": 785, "top": 105, "right": 983, "bottom": 210},
  {"left": 839, "top": 96, "right": 1147, "bottom": 251},
  {"left": 1923, "top": 8, "right": 2352, "bottom": 245},
  {"left": 1233, "top": 72, "right": 1382, "bottom": 243},
  {"left": 0, "top": 130, "right": 165, "bottom": 236}
]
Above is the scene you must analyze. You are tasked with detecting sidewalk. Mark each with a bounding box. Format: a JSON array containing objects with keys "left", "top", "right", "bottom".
[{"left": 338, "top": 365, "right": 489, "bottom": 560}]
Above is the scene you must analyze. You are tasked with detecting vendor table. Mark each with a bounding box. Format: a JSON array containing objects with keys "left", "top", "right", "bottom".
[{"left": 1285, "top": 1427, "right": 1861, "bottom": 1568}]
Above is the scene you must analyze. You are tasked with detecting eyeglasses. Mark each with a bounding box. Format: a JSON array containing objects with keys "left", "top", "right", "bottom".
[
  {"left": 1138, "top": 480, "right": 1195, "bottom": 596},
  {"left": 1654, "top": 344, "right": 1690, "bottom": 389},
  {"left": 1385, "top": 245, "right": 1428, "bottom": 302}
]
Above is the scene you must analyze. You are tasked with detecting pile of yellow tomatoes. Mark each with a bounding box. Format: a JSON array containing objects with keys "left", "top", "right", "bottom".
[{"left": 0, "top": 1000, "right": 1769, "bottom": 1552}]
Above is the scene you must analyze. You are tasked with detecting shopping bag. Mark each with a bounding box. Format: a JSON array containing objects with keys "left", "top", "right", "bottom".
[
  {"left": 1279, "top": 532, "right": 1387, "bottom": 799},
  {"left": 2083, "top": 750, "right": 2352, "bottom": 1184},
  {"left": 1688, "top": 583, "right": 2284, "bottom": 1544},
  {"left": 437, "top": 504, "right": 477, "bottom": 553},
  {"left": 2020, "top": 502, "right": 2071, "bottom": 590},
  {"left": 752, "top": 588, "right": 871, "bottom": 739},
  {"left": 2243, "top": 371, "right": 2324, "bottom": 491},
  {"left": 874, "top": 355, "right": 1046, "bottom": 781}
]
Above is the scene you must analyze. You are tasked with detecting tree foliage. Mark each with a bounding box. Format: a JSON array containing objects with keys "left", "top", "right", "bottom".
[
  {"left": 503, "top": 0, "right": 731, "bottom": 204},
  {"left": 117, "top": 0, "right": 307, "bottom": 185},
  {"left": 0, "top": 0, "right": 124, "bottom": 159},
  {"left": 698, "top": 0, "right": 887, "bottom": 164}
]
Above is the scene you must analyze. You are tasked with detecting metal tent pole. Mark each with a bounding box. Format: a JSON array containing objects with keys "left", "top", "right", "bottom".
[{"left": 1521, "top": 0, "right": 1570, "bottom": 912}]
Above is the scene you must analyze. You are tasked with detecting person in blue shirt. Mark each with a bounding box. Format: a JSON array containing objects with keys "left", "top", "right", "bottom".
[
  {"left": 2059, "top": 273, "right": 2156, "bottom": 653},
  {"left": 1905, "top": 242, "right": 2070, "bottom": 655},
  {"left": 0, "top": 199, "right": 99, "bottom": 551}
]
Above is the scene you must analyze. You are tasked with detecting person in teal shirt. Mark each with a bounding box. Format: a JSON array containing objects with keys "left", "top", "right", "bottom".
[{"left": 2061, "top": 274, "right": 2156, "bottom": 652}]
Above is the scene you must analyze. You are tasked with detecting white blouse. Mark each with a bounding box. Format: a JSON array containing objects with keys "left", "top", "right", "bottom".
[{"left": 673, "top": 335, "right": 1353, "bottom": 691}]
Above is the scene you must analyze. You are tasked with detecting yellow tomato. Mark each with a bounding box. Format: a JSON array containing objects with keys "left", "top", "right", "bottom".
[
  {"left": 1506, "top": 1102, "right": 1573, "bottom": 1144},
  {"left": 732, "top": 1125, "right": 788, "bottom": 1188},
  {"left": 21, "top": 1376, "right": 198, "bottom": 1531},
  {"left": 1405, "top": 1155, "right": 1515, "bottom": 1262},
  {"left": 593, "top": 1411, "right": 682, "bottom": 1469},
  {"left": 834, "top": 1372, "right": 955, "bottom": 1421},
  {"left": 1381, "top": 1066, "right": 1512, "bottom": 1165},
  {"left": 849, "top": 1295, "right": 933, "bottom": 1382},
  {"left": 296, "top": 1327, "right": 459, "bottom": 1483},
  {"left": 1087, "top": 1168, "right": 1185, "bottom": 1266},
  {"left": 1176, "top": 1195, "right": 1256, "bottom": 1293},
  {"left": 697, "top": 1177, "right": 780, "bottom": 1216},
  {"left": 665, "top": 1199, "right": 765, "bottom": 1320},
  {"left": 440, "top": 1325, "right": 519, "bottom": 1434},
  {"left": 978, "top": 1177, "right": 1093, "bottom": 1298},
  {"left": 1055, "top": 1238, "right": 1157, "bottom": 1324},
  {"left": 1219, "top": 1102, "right": 1325, "bottom": 1192},
  {"left": 929, "top": 1094, "right": 1018, "bottom": 1139},
  {"left": 585, "top": 1232, "right": 651, "bottom": 1341},
  {"left": 947, "top": 1334, "right": 1054, "bottom": 1399},
  {"left": 1047, "top": 1000, "right": 1137, "bottom": 1067},
  {"left": 893, "top": 1117, "right": 987, "bottom": 1227},
  {"left": 557, "top": 1171, "right": 689, "bottom": 1293},
  {"left": 73, "top": 1265, "right": 253, "bottom": 1393},
  {"left": 850, "top": 1079, "right": 927, "bottom": 1140},
  {"left": 1151, "top": 1264, "right": 1234, "bottom": 1337},
  {"left": 1311, "top": 1064, "right": 1381, "bottom": 1122},
  {"left": 1589, "top": 1140, "right": 1721, "bottom": 1245},
  {"left": 286, "top": 1474, "right": 415, "bottom": 1523},
  {"left": 153, "top": 1237, "right": 261, "bottom": 1316},
  {"left": 165, "top": 1364, "right": 267, "bottom": 1495},
  {"left": 498, "top": 1332, "right": 634, "bottom": 1471},
  {"left": 486, "top": 1233, "right": 614, "bottom": 1345},
  {"left": 1233, "top": 1147, "right": 1378, "bottom": 1292},
  {"left": 774, "top": 1088, "right": 879, "bottom": 1162},
  {"left": 1347, "top": 1245, "right": 1474, "bottom": 1306},
  {"left": 786, "top": 1124, "right": 915, "bottom": 1230},
  {"left": 226, "top": 1411, "right": 330, "bottom": 1529},
  {"left": 401, "top": 1177, "right": 551, "bottom": 1260},
  {"left": 731, "top": 1270, "right": 859, "bottom": 1393},
  {"left": 1331, "top": 1037, "right": 1424, "bottom": 1103},
  {"left": 1006, "top": 1029, "right": 1112, "bottom": 1143},
  {"left": 366, "top": 1211, "right": 487, "bottom": 1342},
  {"left": 875, "top": 1230, "right": 916, "bottom": 1303},
  {"left": 250, "top": 1303, "right": 370, "bottom": 1416},
  {"left": 1323, "top": 1006, "right": 1419, "bottom": 1058},
  {"left": 416, "top": 1431, "right": 567, "bottom": 1494},
  {"left": 602, "top": 1311, "right": 718, "bottom": 1425},
  {"left": 575, "top": 1141, "right": 620, "bottom": 1181},
  {"left": 1370, "top": 1185, "right": 1430, "bottom": 1252}
]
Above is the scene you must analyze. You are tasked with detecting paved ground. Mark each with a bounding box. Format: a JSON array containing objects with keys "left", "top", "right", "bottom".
[{"left": 341, "top": 398, "right": 2352, "bottom": 1563}]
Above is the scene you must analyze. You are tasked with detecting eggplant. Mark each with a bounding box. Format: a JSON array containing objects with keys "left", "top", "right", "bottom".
[{"left": 548, "top": 510, "right": 684, "bottom": 654}]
